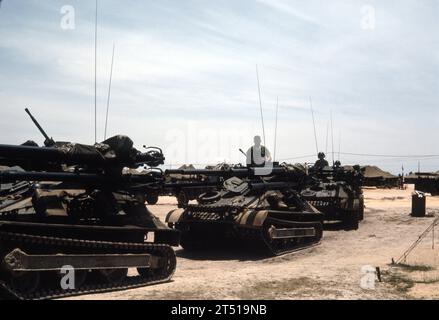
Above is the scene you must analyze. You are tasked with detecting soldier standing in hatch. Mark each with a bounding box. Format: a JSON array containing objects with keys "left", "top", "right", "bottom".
[
  {"left": 314, "top": 152, "right": 329, "bottom": 170},
  {"left": 246, "top": 135, "right": 272, "bottom": 167}
]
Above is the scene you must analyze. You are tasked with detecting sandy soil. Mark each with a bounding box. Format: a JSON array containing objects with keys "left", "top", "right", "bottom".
[{"left": 69, "top": 186, "right": 439, "bottom": 300}]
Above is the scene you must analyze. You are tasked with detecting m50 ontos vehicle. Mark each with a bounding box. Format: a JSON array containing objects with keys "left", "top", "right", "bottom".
[
  {"left": 166, "top": 164, "right": 324, "bottom": 256},
  {"left": 0, "top": 109, "right": 179, "bottom": 300},
  {"left": 163, "top": 163, "right": 244, "bottom": 207},
  {"left": 300, "top": 164, "right": 364, "bottom": 230}
]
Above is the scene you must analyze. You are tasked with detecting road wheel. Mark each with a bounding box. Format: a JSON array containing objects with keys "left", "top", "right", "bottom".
[
  {"left": 177, "top": 191, "right": 189, "bottom": 207},
  {"left": 344, "top": 211, "right": 359, "bottom": 231},
  {"left": 9, "top": 271, "right": 40, "bottom": 295},
  {"left": 97, "top": 268, "right": 128, "bottom": 284},
  {"left": 314, "top": 222, "right": 323, "bottom": 241},
  {"left": 146, "top": 193, "right": 159, "bottom": 205},
  {"left": 55, "top": 269, "right": 88, "bottom": 290}
]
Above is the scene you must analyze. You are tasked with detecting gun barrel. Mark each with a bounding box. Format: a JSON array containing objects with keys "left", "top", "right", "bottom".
[
  {"left": 0, "top": 144, "right": 63, "bottom": 160},
  {"left": 250, "top": 181, "right": 299, "bottom": 191},
  {"left": 0, "top": 144, "right": 101, "bottom": 165},
  {"left": 166, "top": 169, "right": 235, "bottom": 176},
  {"left": 0, "top": 170, "right": 161, "bottom": 185},
  {"left": 163, "top": 181, "right": 219, "bottom": 189},
  {"left": 165, "top": 167, "right": 291, "bottom": 177}
]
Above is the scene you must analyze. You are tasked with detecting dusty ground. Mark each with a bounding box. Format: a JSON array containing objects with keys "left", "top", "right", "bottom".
[{"left": 71, "top": 186, "right": 439, "bottom": 300}]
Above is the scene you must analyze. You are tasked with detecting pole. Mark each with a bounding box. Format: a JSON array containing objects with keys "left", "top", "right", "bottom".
[{"left": 402, "top": 165, "right": 405, "bottom": 188}]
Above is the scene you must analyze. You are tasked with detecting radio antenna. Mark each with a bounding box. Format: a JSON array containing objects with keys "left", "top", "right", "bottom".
[
  {"left": 331, "top": 110, "right": 335, "bottom": 165},
  {"left": 256, "top": 64, "right": 266, "bottom": 146},
  {"left": 94, "top": 0, "right": 98, "bottom": 143},
  {"left": 338, "top": 132, "right": 341, "bottom": 162},
  {"left": 309, "top": 97, "right": 319, "bottom": 156},
  {"left": 325, "top": 120, "right": 329, "bottom": 156},
  {"left": 104, "top": 43, "right": 115, "bottom": 141},
  {"left": 273, "top": 96, "right": 279, "bottom": 161}
]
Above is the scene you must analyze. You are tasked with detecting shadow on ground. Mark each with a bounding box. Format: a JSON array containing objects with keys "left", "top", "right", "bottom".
[
  {"left": 175, "top": 247, "right": 270, "bottom": 261},
  {"left": 323, "top": 221, "right": 356, "bottom": 231}
]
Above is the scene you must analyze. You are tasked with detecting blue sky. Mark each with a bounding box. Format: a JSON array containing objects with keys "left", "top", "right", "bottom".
[{"left": 0, "top": 0, "right": 438, "bottom": 173}]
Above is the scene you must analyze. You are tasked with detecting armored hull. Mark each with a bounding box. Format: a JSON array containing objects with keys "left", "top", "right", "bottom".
[
  {"left": 301, "top": 166, "right": 364, "bottom": 230},
  {"left": 166, "top": 176, "right": 324, "bottom": 256},
  {"left": 163, "top": 163, "right": 240, "bottom": 207},
  {"left": 0, "top": 126, "right": 179, "bottom": 299},
  {"left": 301, "top": 183, "right": 364, "bottom": 229},
  {"left": 0, "top": 176, "right": 179, "bottom": 300}
]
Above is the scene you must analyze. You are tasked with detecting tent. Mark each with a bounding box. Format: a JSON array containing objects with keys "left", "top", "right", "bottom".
[
  {"left": 361, "top": 165, "right": 399, "bottom": 188},
  {"left": 362, "top": 166, "right": 397, "bottom": 179}
]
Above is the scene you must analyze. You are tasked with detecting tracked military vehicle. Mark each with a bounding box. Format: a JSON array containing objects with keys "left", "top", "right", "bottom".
[
  {"left": 0, "top": 109, "right": 179, "bottom": 300},
  {"left": 300, "top": 163, "right": 364, "bottom": 230},
  {"left": 163, "top": 163, "right": 244, "bottom": 207},
  {"left": 165, "top": 164, "right": 324, "bottom": 256},
  {"left": 162, "top": 165, "right": 214, "bottom": 207}
]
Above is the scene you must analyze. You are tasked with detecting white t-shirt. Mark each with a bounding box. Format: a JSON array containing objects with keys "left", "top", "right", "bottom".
[{"left": 246, "top": 145, "right": 271, "bottom": 166}]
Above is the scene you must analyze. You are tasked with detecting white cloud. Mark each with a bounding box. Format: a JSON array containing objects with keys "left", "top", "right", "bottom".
[{"left": 256, "top": 0, "right": 324, "bottom": 26}]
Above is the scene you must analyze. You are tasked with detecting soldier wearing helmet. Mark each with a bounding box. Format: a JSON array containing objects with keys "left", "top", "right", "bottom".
[{"left": 314, "top": 152, "right": 329, "bottom": 170}]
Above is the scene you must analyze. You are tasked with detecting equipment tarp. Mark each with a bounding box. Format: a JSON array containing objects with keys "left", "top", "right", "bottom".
[
  {"left": 57, "top": 135, "right": 135, "bottom": 162},
  {"left": 179, "top": 164, "right": 196, "bottom": 170}
]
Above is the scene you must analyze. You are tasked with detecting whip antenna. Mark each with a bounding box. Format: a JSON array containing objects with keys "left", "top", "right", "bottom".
[
  {"left": 309, "top": 97, "right": 319, "bottom": 156},
  {"left": 104, "top": 43, "right": 115, "bottom": 140},
  {"left": 338, "top": 132, "right": 341, "bottom": 162},
  {"left": 325, "top": 120, "right": 329, "bottom": 155},
  {"left": 274, "top": 96, "right": 279, "bottom": 161},
  {"left": 331, "top": 110, "right": 335, "bottom": 165},
  {"left": 94, "top": 0, "right": 98, "bottom": 143},
  {"left": 256, "top": 64, "right": 266, "bottom": 146}
]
